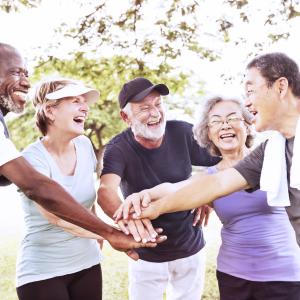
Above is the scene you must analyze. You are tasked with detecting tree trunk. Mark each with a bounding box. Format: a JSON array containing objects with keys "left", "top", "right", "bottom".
[{"left": 96, "top": 146, "right": 105, "bottom": 178}]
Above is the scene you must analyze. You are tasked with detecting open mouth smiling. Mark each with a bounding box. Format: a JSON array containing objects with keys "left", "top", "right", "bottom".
[
  {"left": 12, "top": 90, "right": 28, "bottom": 102},
  {"left": 220, "top": 133, "right": 235, "bottom": 139},
  {"left": 73, "top": 116, "right": 86, "bottom": 124},
  {"left": 147, "top": 119, "right": 161, "bottom": 127}
]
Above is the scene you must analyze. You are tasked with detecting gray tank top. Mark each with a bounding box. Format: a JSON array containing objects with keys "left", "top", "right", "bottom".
[{"left": 0, "top": 109, "right": 12, "bottom": 186}]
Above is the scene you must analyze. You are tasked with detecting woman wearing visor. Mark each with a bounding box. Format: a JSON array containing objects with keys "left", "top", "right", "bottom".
[{"left": 16, "top": 79, "right": 103, "bottom": 300}]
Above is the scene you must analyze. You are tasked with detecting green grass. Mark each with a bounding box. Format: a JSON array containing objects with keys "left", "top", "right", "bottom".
[
  {"left": 102, "top": 241, "right": 219, "bottom": 300},
  {"left": 0, "top": 235, "right": 21, "bottom": 300},
  {"left": 0, "top": 235, "right": 220, "bottom": 300}
]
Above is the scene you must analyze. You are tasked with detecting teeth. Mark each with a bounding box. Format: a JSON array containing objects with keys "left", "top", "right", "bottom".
[
  {"left": 148, "top": 121, "right": 159, "bottom": 125},
  {"left": 14, "top": 91, "right": 27, "bottom": 97},
  {"left": 220, "top": 134, "right": 234, "bottom": 138}
]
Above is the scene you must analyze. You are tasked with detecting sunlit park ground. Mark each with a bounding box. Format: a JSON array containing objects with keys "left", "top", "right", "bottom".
[{"left": 0, "top": 184, "right": 222, "bottom": 300}]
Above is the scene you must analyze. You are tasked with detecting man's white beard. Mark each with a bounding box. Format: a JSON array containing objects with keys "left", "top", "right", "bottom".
[
  {"left": 131, "top": 118, "right": 166, "bottom": 140},
  {"left": 0, "top": 94, "right": 22, "bottom": 113}
]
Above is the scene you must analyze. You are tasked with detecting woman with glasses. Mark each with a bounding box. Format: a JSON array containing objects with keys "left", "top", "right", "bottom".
[
  {"left": 116, "top": 96, "right": 300, "bottom": 300},
  {"left": 192, "top": 96, "right": 300, "bottom": 299}
]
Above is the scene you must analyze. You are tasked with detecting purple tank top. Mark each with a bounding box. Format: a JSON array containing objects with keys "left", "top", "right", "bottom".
[{"left": 208, "top": 166, "right": 300, "bottom": 281}]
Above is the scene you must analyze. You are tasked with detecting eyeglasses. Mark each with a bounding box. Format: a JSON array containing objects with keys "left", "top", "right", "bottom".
[{"left": 208, "top": 116, "right": 245, "bottom": 129}]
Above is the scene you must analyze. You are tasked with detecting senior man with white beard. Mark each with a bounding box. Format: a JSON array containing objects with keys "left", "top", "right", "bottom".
[{"left": 98, "top": 77, "right": 220, "bottom": 300}]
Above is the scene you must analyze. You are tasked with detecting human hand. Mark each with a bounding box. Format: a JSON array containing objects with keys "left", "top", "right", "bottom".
[
  {"left": 107, "top": 227, "right": 167, "bottom": 260},
  {"left": 192, "top": 205, "right": 212, "bottom": 227},
  {"left": 131, "top": 201, "right": 162, "bottom": 221},
  {"left": 114, "top": 191, "right": 151, "bottom": 221},
  {"left": 116, "top": 218, "right": 163, "bottom": 243}
]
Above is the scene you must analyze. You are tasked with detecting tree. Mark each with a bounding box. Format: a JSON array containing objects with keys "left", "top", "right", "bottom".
[
  {"left": 0, "top": 0, "right": 41, "bottom": 12},
  {"left": 6, "top": 0, "right": 300, "bottom": 172},
  {"left": 62, "top": 0, "right": 300, "bottom": 61},
  {"left": 46, "top": 0, "right": 300, "bottom": 89}
]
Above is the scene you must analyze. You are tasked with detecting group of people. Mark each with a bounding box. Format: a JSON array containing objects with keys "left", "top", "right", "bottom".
[{"left": 1, "top": 41, "right": 300, "bottom": 300}]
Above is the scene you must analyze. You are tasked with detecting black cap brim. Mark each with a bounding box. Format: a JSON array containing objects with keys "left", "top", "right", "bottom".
[{"left": 130, "top": 84, "right": 169, "bottom": 104}]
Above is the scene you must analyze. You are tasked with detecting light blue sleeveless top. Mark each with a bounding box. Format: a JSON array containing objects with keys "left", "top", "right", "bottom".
[{"left": 16, "top": 135, "right": 102, "bottom": 287}]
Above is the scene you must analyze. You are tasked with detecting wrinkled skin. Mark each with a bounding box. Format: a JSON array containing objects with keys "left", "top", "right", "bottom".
[{"left": 0, "top": 46, "right": 30, "bottom": 115}]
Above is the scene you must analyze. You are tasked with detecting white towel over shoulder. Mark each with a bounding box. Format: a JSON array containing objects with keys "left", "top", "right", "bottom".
[
  {"left": 260, "top": 117, "right": 300, "bottom": 206},
  {"left": 290, "top": 117, "right": 300, "bottom": 189},
  {"left": 260, "top": 131, "right": 290, "bottom": 206}
]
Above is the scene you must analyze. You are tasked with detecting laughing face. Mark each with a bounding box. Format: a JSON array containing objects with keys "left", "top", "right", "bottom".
[
  {"left": 244, "top": 67, "right": 281, "bottom": 132},
  {"left": 47, "top": 95, "right": 89, "bottom": 138},
  {"left": 127, "top": 91, "right": 166, "bottom": 141},
  {"left": 0, "top": 49, "right": 30, "bottom": 114},
  {"left": 208, "top": 101, "right": 249, "bottom": 155}
]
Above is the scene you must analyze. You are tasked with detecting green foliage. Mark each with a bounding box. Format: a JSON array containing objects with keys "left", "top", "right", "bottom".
[
  {"left": 0, "top": 0, "right": 40, "bottom": 13},
  {"left": 65, "top": 0, "right": 300, "bottom": 61},
  {"left": 7, "top": 103, "right": 39, "bottom": 151},
  {"left": 68, "top": 0, "right": 219, "bottom": 63},
  {"left": 7, "top": 0, "right": 300, "bottom": 161},
  {"left": 225, "top": 0, "right": 300, "bottom": 22}
]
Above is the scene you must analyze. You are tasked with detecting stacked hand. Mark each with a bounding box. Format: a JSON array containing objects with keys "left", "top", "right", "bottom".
[
  {"left": 113, "top": 191, "right": 165, "bottom": 245},
  {"left": 114, "top": 191, "right": 151, "bottom": 220},
  {"left": 106, "top": 227, "right": 166, "bottom": 261},
  {"left": 114, "top": 190, "right": 212, "bottom": 229}
]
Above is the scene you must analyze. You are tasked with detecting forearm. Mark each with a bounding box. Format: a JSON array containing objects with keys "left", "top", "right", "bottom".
[
  {"left": 37, "top": 204, "right": 103, "bottom": 239},
  {"left": 30, "top": 179, "right": 115, "bottom": 238},
  {"left": 2, "top": 158, "right": 115, "bottom": 238},
  {"left": 145, "top": 181, "right": 188, "bottom": 200},
  {"left": 98, "top": 187, "right": 122, "bottom": 219},
  {"left": 155, "top": 170, "right": 248, "bottom": 214},
  {"left": 55, "top": 218, "right": 103, "bottom": 239}
]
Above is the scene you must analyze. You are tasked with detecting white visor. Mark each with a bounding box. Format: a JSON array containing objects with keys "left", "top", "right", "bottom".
[{"left": 45, "top": 83, "right": 100, "bottom": 104}]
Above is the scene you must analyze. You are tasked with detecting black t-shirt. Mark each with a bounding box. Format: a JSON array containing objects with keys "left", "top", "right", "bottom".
[{"left": 101, "top": 120, "right": 220, "bottom": 262}]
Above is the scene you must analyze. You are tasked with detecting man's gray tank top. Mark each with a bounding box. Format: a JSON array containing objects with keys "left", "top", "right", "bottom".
[{"left": 0, "top": 109, "right": 12, "bottom": 186}]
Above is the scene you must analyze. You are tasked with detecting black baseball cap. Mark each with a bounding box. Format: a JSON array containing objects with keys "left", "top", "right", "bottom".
[{"left": 118, "top": 77, "right": 169, "bottom": 109}]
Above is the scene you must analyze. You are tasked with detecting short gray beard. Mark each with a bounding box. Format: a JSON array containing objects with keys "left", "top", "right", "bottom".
[
  {"left": 131, "top": 117, "right": 166, "bottom": 140},
  {"left": 0, "top": 94, "right": 23, "bottom": 113}
]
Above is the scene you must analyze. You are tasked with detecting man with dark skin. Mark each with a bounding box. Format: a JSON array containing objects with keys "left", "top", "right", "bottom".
[{"left": 0, "top": 42, "right": 163, "bottom": 259}]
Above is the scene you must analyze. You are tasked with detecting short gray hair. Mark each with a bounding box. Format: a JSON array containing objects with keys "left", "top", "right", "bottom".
[
  {"left": 122, "top": 102, "right": 132, "bottom": 116},
  {"left": 193, "top": 96, "right": 255, "bottom": 156}
]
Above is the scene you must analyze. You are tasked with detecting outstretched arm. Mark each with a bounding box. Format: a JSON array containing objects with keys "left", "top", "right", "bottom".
[
  {"left": 37, "top": 204, "right": 103, "bottom": 240},
  {"left": 114, "top": 181, "right": 187, "bottom": 221},
  {"left": 0, "top": 157, "right": 162, "bottom": 260},
  {"left": 1, "top": 157, "right": 109, "bottom": 231},
  {"left": 115, "top": 174, "right": 213, "bottom": 226},
  {"left": 138, "top": 168, "right": 249, "bottom": 219}
]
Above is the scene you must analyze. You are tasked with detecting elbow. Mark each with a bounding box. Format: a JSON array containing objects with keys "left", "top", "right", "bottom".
[
  {"left": 97, "top": 185, "right": 116, "bottom": 217},
  {"left": 97, "top": 185, "right": 109, "bottom": 206},
  {"left": 23, "top": 184, "right": 40, "bottom": 201}
]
